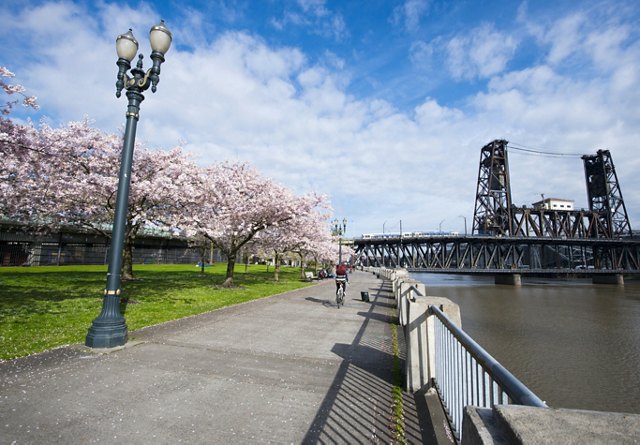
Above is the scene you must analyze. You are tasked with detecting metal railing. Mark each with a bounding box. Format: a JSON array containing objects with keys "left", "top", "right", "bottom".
[{"left": 430, "top": 304, "right": 546, "bottom": 441}]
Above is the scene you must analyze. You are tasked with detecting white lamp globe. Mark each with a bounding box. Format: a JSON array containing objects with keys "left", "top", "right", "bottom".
[
  {"left": 116, "top": 29, "right": 138, "bottom": 62},
  {"left": 149, "top": 20, "right": 172, "bottom": 55}
]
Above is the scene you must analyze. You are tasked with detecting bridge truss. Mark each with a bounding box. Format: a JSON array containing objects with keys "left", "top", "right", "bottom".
[
  {"left": 354, "top": 139, "right": 637, "bottom": 274},
  {"left": 354, "top": 235, "right": 640, "bottom": 274},
  {"left": 472, "top": 140, "right": 632, "bottom": 239}
]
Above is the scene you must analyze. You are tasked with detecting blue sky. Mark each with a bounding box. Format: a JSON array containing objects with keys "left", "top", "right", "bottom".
[{"left": 2, "top": 0, "right": 640, "bottom": 236}]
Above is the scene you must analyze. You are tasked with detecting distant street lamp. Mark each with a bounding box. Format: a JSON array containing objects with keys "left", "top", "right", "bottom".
[
  {"left": 439, "top": 219, "right": 445, "bottom": 232},
  {"left": 333, "top": 218, "right": 347, "bottom": 264},
  {"left": 459, "top": 215, "right": 467, "bottom": 235},
  {"left": 86, "top": 21, "right": 172, "bottom": 348}
]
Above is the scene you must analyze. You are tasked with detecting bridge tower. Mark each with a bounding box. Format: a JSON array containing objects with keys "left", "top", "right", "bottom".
[
  {"left": 472, "top": 139, "right": 514, "bottom": 236},
  {"left": 582, "top": 150, "right": 632, "bottom": 238}
]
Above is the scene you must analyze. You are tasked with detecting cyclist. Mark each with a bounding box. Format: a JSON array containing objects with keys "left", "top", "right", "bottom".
[{"left": 335, "top": 262, "right": 349, "bottom": 296}]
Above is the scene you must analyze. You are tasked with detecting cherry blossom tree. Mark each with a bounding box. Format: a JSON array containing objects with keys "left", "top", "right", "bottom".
[
  {"left": 1, "top": 67, "right": 41, "bottom": 224},
  {"left": 0, "top": 119, "right": 53, "bottom": 224},
  {"left": 2, "top": 120, "right": 113, "bottom": 227},
  {"left": 2, "top": 118, "right": 200, "bottom": 279},
  {"left": 1, "top": 66, "right": 38, "bottom": 115},
  {"left": 255, "top": 199, "right": 333, "bottom": 281},
  {"left": 176, "top": 162, "right": 325, "bottom": 287},
  {"left": 52, "top": 125, "right": 199, "bottom": 279},
  {"left": 293, "top": 226, "right": 354, "bottom": 279}
]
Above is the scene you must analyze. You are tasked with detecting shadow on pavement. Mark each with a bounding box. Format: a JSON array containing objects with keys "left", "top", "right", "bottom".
[
  {"left": 305, "top": 296, "right": 335, "bottom": 308},
  {"left": 356, "top": 311, "right": 389, "bottom": 323},
  {"left": 302, "top": 278, "right": 430, "bottom": 444},
  {"left": 331, "top": 343, "right": 395, "bottom": 385},
  {"left": 302, "top": 280, "right": 394, "bottom": 444}
]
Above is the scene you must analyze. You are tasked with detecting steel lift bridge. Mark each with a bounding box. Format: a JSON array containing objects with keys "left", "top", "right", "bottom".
[{"left": 354, "top": 140, "right": 640, "bottom": 284}]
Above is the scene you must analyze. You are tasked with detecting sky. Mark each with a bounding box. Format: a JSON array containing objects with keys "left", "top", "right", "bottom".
[{"left": 2, "top": 0, "right": 640, "bottom": 237}]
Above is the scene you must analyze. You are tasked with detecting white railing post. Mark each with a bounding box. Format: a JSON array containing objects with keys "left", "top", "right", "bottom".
[
  {"left": 404, "top": 285, "right": 428, "bottom": 391},
  {"left": 402, "top": 294, "right": 462, "bottom": 392}
]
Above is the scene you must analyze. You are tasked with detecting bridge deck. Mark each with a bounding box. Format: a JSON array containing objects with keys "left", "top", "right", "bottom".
[
  {"left": 0, "top": 271, "right": 447, "bottom": 444},
  {"left": 406, "top": 268, "right": 640, "bottom": 275}
]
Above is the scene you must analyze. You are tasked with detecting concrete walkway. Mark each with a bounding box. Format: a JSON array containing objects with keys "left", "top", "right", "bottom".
[{"left": 1, "top": 271, "right": 438, "bottom": 444}]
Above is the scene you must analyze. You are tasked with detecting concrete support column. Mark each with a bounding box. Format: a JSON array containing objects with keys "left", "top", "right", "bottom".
[
  {"left": 398, "top": 281, "right": 426, "bottom": 326},
  {"left": 592, "top": 274, "right": 624, "bottom": 285},
  {"left": 404, "top": 296, "right": 461, "bottom": 392},
  {"left": 29, "top": 242, "right": 42, "bottom": 266},
  {"left": 495, "top": 273, "right": 521, "bottom": 286},
  {"left": 405, "top": 297, "right": 429, "bottom": 392},
  {"left": 391, "top": 269, "right": 409, "bottom": 294}
]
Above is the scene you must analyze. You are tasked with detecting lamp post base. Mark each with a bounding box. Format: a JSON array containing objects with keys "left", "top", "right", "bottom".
[{"left": 85, "top": 319, "right": 128, "bottom": 348}]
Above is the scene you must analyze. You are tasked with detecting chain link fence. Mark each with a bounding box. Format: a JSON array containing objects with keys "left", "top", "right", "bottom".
[{"left": 0, "top": 230, "right": 217, "bottom": 267}]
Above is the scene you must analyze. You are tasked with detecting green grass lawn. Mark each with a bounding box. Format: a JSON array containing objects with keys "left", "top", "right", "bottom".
[{"left": 0, "top": 263, "right": 315, "bottom": 361}]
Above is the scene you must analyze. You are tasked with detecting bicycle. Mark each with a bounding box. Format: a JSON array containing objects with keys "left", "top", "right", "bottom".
[{"left": 336, "top": 279, "right": 346, "bottom": 308}]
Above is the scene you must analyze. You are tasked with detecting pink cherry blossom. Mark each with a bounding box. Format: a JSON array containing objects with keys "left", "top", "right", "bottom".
[{"left": 1, "top": 66, "right": 39, "bottom": 114}]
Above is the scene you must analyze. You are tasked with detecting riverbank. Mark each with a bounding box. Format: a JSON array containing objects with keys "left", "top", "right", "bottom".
[{"left": 0, "top": 264, "right": 315, "bottom": 360}]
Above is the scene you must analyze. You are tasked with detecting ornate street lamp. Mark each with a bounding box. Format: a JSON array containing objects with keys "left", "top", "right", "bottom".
[
  {"left": 86, "top": 21, "right": 172, "bottom": 348},
  {"left": 332, "top": 218, "right": 347, "bottom": 264}
]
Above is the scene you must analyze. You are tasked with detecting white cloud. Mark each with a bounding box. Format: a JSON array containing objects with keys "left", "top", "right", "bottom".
[
  {"left": 409, "top": 39, "right": 435, "bottom": 67},
  {"left": 543, "top": 13, "right": 585, "bottom": 65},
  {"left": 297, "top": 0, "right": 329, "bottom": 17},
  {"left": 523, "top": 4, "right": 638, "bottom": 75},
  {"left": 391, "top": 0, "right": 430, "bottom": 33},
  {"left": 445, "top": 23, "right": 519, "bottom": 80},
  {"left": 414, "top": 99, "right": 464, "bottom": 126},
  {"left": 3, "top": 1, "right": 640, "bottom": 236},
  {"left": 271, "top": 0, "right": 348, "bottom": 41}
]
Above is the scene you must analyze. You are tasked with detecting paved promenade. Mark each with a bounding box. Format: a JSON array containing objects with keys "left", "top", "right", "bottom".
[{"left": 1, "top": 271, "right": 439, "bottom": 444}]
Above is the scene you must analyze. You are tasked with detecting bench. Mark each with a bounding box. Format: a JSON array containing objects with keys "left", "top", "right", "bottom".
[{"left": 304, "top": 272, "right": 315, "bottom": 281}]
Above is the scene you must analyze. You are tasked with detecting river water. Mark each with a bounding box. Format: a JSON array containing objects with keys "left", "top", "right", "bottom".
[{"left": 412, "top": 273, "right": 640, "bottom": 414}]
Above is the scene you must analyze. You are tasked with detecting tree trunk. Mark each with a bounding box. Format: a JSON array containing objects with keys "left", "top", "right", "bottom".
[
  {"left": 223, "top": 255, "right": 236, "bottom": 287},
  {"left": 299, "top": 253, "right": 305, "bottom": 279},
  {"left": 122, "top": 240, "right": 134, "bottom": 281},
  {"left": 274, "top": 252, "right": 280, "bottom": 282}
]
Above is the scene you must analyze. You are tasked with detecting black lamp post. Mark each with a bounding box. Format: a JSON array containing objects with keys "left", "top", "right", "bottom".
[
  {"left": 459, "top": 215, "right": 467, "bottom": 236},
  {"left": 85, "top": 21, "right": 172, "bottom": 348},
  {"left": 332, "top": 218, "right": 347, "bottom": 264}
]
